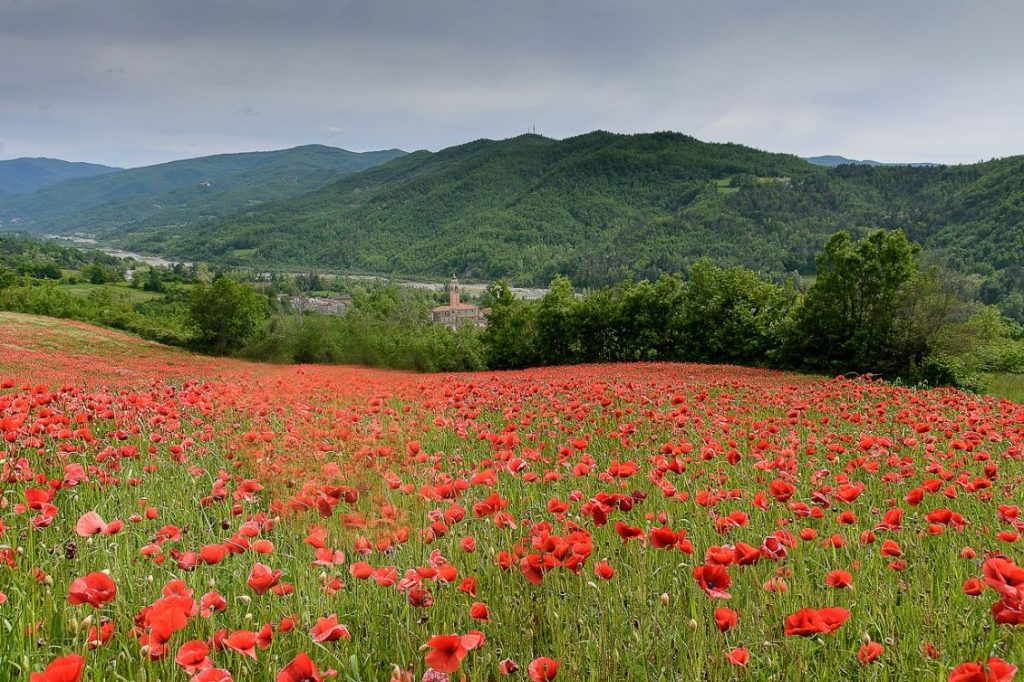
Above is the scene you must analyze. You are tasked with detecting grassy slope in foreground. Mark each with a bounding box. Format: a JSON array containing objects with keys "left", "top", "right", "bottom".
[{"left": 0, "top": 312, "right": 1022, "bottom": 681}]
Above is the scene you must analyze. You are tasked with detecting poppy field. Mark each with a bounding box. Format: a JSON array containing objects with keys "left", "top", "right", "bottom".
[{"left": 1, "top": 311, "right": 1022, "bottom": 681}]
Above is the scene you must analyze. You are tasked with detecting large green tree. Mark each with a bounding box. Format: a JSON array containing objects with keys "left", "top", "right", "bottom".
[
  {"left": 481, "top": 280, "right": 539, "bottom": 369},
  {"left": 791, "top": 230, "right": 919, "bottom": 375},
  {"left": 679, "top": 259, "right": 795, "bottom": 365},
  {"left": 188, "top": 275, "right": 266, "bottom": 354},
  {"left": 535, "top": 275, "right": 579, "bottom": 365}
]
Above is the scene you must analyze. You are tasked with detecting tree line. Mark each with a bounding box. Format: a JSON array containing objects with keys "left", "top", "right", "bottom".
[
  {"left": 482, "top": 230, "right": 1022, "bottom": 390},
  {"left": 2, "top": 230, "right": 1021, "bottom": 388}
]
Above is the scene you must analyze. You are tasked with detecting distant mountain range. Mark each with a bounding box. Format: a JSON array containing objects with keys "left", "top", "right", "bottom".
[
  {"left": 100, "top": 132, "right": 1020, "bottom": 295},
  {"left": 0, "top": 132, "right": 1020, "bottom": 320},
  {"left": 804, "top": 155, "right": 941, "bottom": 168},
  {"left": 0, "top": 157, "right": 120, "bottom": 197},
  {"left": 0, "top": 145, "right": 405, "bottom": 235}
]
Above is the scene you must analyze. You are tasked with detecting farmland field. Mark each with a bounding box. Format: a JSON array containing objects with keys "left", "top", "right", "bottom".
[
  {"left": 0, "top": 311, "right": 1021, "bottom": 681},
  {"left": 55, "top": 283, "right": 166, "bottom": 304}
]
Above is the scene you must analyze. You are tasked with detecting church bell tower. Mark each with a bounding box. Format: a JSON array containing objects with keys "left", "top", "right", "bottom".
[{"left": 449, "top": 275, "right": 460, "bottom": 307}]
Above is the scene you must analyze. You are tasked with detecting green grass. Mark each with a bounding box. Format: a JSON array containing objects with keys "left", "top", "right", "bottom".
[
  {"left": 714, "top": 178, "right": 739, "bottom": 195},
  {"left": 57, "top": 282, "right": 163, "bottom": 303},
  {"left": 983, "top": 372, "right": 1024, "bottom": 402}
]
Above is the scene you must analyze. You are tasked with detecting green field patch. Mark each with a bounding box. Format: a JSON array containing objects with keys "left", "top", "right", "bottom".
[
  {"left": 56, "top": 282, "right": 163, "bottom": 302},
  {"left": 984, "top": 372, "right": 1024, "bottom": 402}
]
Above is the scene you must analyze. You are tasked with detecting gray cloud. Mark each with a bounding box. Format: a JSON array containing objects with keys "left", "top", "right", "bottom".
[{"left": 1, "top": 0, "right": 1022, "bottom": 166}]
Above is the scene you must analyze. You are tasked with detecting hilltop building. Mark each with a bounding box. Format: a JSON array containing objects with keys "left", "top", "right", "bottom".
[{"left": 431, "top": 276, "right": 489, "bottom": 329}]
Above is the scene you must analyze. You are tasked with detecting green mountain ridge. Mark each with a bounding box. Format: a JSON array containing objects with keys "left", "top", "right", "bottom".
[
  {"left": 113, "top": 132, "right": 1022, "bottom": 314},
  {"left": 0, "top": 144, "right": 406, "bottom": 234},
  {"left": 0, "top": 157, "right": 120, "bottom": 197},
  {"left": 125, "top": 131, "right": 822, "bottom": 280}
]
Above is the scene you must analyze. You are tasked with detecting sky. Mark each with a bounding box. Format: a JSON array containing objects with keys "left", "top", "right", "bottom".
[{"left": 1, "top": 0, "right": 1023, "bottom": 168}]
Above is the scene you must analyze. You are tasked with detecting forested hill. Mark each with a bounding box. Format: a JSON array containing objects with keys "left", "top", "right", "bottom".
[
  {"left": 0, "top": 157, "right": 119, "bottom": 197},
  {"left": 4, "top": 131, "right": 1022, "bottom": 319},
  {"left": 0, "top": 145, "right": 406, "bottom": 235},
  {"left": 121, "top": 131, "right": 821, "bottom": 280},
  {"left": 116, "top": 131, "right": 1023, "bottom": 314}
]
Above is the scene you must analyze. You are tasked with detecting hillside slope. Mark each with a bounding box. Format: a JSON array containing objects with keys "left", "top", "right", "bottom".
[
  {"left": 0, "top": 145, "right": 406, "bottom": 235},
  {"left": 122, "top": 132, "right": 1022, "bottom": 302},
  {"left": 0, "top": 157, "right": 119, "bottom": 197},
  {"left": 131, "top": 131, "right": 822, "bottom": 282}
]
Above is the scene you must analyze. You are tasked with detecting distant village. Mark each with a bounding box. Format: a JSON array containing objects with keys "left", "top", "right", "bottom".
[
  {"left": 429, "top": 276, "right": 490, "bottom": 329},
  {"left": 281, "top": 276, "right": 490, "bottom": 330}
]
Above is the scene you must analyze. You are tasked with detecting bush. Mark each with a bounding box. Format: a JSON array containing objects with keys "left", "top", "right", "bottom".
[{"left": 910, "top": 356, "right": 986, "bottom": 393}]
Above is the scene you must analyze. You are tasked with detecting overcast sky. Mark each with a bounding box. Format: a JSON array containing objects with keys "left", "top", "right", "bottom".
[{"left": 2, "top": 0, "right": 1022, "bottom": 168}]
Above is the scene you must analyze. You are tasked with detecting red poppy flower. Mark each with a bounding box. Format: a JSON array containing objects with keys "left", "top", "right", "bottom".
[
  {"left": 175, "top": 640, "right": 213, "bottom": 675},
  {"left": 424, "top": 632, "right": 485, "bottom": 673},
  {"left": 252, "top": 539, "right": 275, "bottom": 554},
  {"left": 143, "top": 597, "right": 191, "bottom": 645},
  {"left": 948, "top": 656, "right": 1016, "bottom": 682},
  {"left": 257, "top": 623, "right": 274, "bottom": 649},
  {"left": 825, "top": 570, "right": 853, "bottom": 589},
  {"left": 714, "top": 607, "right": 738, "bottom": 632},
  {"left": 85, "top": 617, "right": 114, "bottom": 649},
  {"left": 880, "top": 539, "right": 903, "bottom": 557},
  {"left": 75, "top": 511, "right": 122, "bottom": 537},
  {"left": 760, "top": 535, "right": 788, "bottom": 561},
  {"left": 278, "top": 652, "right": 334, "bottom": 682},
  {"left": 726, "top": 648, "right": 750, "bottom": 667},
  {"left": 858, "top": 642, "right": 884, "bottom": 665},
  {"left": 349, "top": 561, "right": 373, "bottom": 579},
  {"left": 247, "top": 563, "right": 283, "bottom": 595},
  {"left": 614, "top": 521, "right": 644, "bottom": 542},
  {"left": 784, "top": 607, "right": 851, "bottom": 636},
  {"left": 768, "top": 479, "right": 795, "bottom": 502},
  {"left": 733, "top": 542, "right": 762, "bottom": 566},
  {"left": 223, "top": 630, "right": 258, "bottom": 658},
  {"left": 963, "top": 578, "right": 985, "bottom": 596},
  {"left": 30, "top": 654, "right": 85, "bottom": 682},
  {"left": 200, "top": 545, "right": 227, "bottom": 564},
  {"left": 528, "top": 657, "right": 559, "bottom": 681},
  {"left": 469, "top": 601, "right": 490, "bottom": 621},
  {"left": 310, "top": 615, "right": 351, "bottom": 643},
  {"left": 649, "top": 526, "right": 678, "bottom": 548},
  {"left": 983, "top": 557, "right": 1024, "bottom": 601},
  {"left": 693, "top": 563, "right": 732, "bottom": 599},
  {"left": 407, "top": 586, "right": 433, "bottom": 608},
  {"left": 68, "top": 571, "right": 117, "bottom": 608},
  {"left": 200, "top": 591, "right": 227, "bottom": 618}
]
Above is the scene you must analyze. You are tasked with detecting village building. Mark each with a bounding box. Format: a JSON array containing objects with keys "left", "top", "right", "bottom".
[
  {"left": 282, "top": 294, "right": 352, "bottom": 317},
  {"left": 431, "top": 276, "right": 489, "bottom": 329}
]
